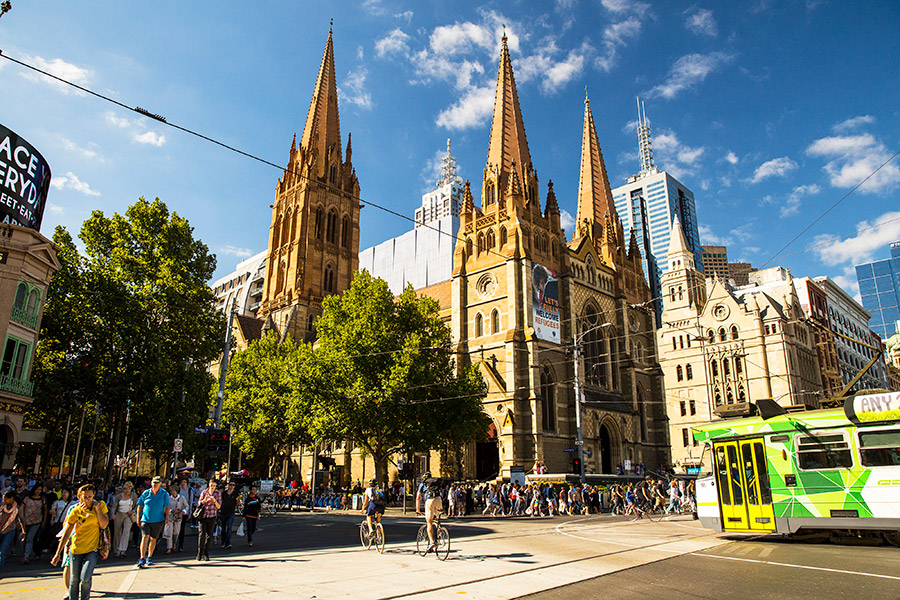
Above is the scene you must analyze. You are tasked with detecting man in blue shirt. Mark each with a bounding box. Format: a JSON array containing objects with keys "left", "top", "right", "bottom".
[{"left": 136, "top": 476, "right": 170, "bottom": 568}]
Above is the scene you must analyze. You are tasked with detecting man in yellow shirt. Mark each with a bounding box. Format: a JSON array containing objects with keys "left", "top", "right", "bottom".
[{"left": 51, "top": 484, "right": 109, "bottom": 600}]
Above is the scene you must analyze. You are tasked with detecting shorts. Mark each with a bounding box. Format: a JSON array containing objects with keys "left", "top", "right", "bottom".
[
  {"left": 365, "top": 501, "right": 385, "bottom": 517},
  {"left": 424, "top": 497, "right": 442, "bottom": 521},
  {"left": 140, "top": 521, "right": 165, "bottom": 540}
]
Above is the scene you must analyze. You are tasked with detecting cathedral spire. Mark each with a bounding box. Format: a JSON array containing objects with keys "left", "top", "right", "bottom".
[
  {"left": 300, "top": 27, "right": 342, "bottom": 174},
  {"left": 575, "top": 94, "right": 618, "bottom": 238},
  {"left": 667, "top": 215, "right": 695, "bottom": 270},
  {"left": 485, "top": 32, "right": 532, "bottom": 192}
]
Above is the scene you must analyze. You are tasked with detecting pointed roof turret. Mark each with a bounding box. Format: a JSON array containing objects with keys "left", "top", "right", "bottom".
[
  {"left": 544, "top": 180, "right": 559, "bottom": 216},
  {"left": 485, "top": 31, "right": 532, "bottom": 192},
  {"left": 300, "top": 28, "right": 343, "bottom": 172},
  {"left": 575, "top": 94, "right": 618, "bottom": 236},
  {"left": 667, "top": 215, "right": 695, "bottom": 269}
]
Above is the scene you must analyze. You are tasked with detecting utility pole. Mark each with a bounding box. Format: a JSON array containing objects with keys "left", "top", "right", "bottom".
[
  {"left": 215, "top": 297, "right": 237, "bottom": 428},
  {"left": 57, "top": 413, "right": 72, "bottom": 477},
  {"left": 573, "top": 322, "right": 613, "bottom": 484},
  {"left": 72, "top": 404, "right": 87, "bottom": 476}
]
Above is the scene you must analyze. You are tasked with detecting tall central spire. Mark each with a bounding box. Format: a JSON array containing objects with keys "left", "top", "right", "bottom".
[
  {"left": 300, "top": 28, "right": 342, "bottom": 172},
  {"left": 485, "top": 32, "right": 532, "bottom": 192},
  {"left": 575, "top": 94, "right": 618, "bottom": 236},
  {"left": 636, "top": 96, "right": 657, "bottom": 178}
]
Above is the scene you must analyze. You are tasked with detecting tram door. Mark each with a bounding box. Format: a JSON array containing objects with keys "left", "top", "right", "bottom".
[{"left": 713, "top": 439, "right": 776, "bottom": 532}]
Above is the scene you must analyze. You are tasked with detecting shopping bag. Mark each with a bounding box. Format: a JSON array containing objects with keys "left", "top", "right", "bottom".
[
  {"left": 236, "top": 520, "right": 245, "bottom": 537},
  {"left": 163, "top": 521, "right": 172, "bottom": 539},
  {"left": 214, "top": 525, "right": 221, "bottom": 539}
]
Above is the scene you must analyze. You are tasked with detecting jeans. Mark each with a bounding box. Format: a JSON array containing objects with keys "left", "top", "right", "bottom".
[
  {"left": 69, "top": 550, "right": 99, "bottom": 600},
  {"left": 245, "top": 517, "right": 257, "bottom": 543},
  {"left": 220, "top": 513, "right": 235, "bottom": 546},
  {"left": 0, "top": 530, "right": 15, "bottom": 570},
  {"left": 23, "top": 523, "right": 40, "bottom": 559},
  {"left": 197, "top": 517, "right": 216, "bottom": 558}
]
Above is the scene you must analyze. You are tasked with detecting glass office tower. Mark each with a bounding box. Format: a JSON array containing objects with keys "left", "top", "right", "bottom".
[{"left": 855, "top": 241, "right": 900, "bottom": 339}]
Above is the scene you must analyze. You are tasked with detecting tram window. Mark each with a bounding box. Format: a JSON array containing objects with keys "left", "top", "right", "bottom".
[
  {"left": 727, "top": 445, "right": 743, "bottom": 504},
  {"left": 754, "top": 443, "right": 773, "bottom": 504},
  {"left": 858, "top": 430, "right": 900, "bottom": 467},
  {"left": 742, "top": 444, "right": 759, "bottom": 505},
  {"left": 715, "top": 446, "right": 731, "bottom": 505},
  {"left": 797, "top": 432, "right": 853, "bottom": 470}
]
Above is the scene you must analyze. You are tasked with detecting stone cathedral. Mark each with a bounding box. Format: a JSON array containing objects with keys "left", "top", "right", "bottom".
[
  {"left": 257, "top": 28, "right": 361, "bottom": 340},
  {"left": 445, "top": 34, "right": 669, "bottom": 479}
]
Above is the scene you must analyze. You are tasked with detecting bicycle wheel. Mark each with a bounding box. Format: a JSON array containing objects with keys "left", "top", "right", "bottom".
[
  {"left": 435, "top": 526, "right": 450, "bottom": 561},
  {"left": 626, "top": 508, "right": 641, "bottom": 522},
  {"left": 649, "top": 506, "right": 665, "bottom": 522},
  {"left": 415, "top": 525, "right": 429, "bottom": 556},
  {"left": 374, "top": 523, "right": 385, "bottom": 554},
  {"left": 360, "top": 521, "right": 372, "bottom": 550}
]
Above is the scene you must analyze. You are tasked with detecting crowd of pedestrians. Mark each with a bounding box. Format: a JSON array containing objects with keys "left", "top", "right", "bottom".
[{"left": 0, "top": 471, "right": 265, "bottom": 589}]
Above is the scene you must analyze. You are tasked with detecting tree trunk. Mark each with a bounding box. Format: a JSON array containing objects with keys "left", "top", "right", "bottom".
[
  {"left": 373, "top": 447, "right": 389, "bottom": 488},
  {"left": 104, "top": 406, "right": 124, "bottom": 481},
  {"left": 342, "top": 441, "right": 352, "bottom": 489}
]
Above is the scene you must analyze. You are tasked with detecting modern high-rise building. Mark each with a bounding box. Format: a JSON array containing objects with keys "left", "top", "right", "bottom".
[
  {"left": 612, "top": 99, "right": 703, "bottom": 324},
  {"left": 855, "top": 241, "right": 900, "bottom": 339},
  {"left": 701, "top": 245, "right": 728, "bottom": 277},
  {"left": 358, "top": 141, "right": 462, "bottom": 295}
]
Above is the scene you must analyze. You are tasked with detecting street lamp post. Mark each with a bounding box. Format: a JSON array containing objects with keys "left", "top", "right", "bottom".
[{"left": 573, "top": 322, "right": 613, "bottom": 484}]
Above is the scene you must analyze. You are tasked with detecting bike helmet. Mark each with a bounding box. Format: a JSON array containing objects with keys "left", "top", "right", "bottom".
[
  {"left": 369, "top": 478, "right": 377, "bottom": 486},
  {"left": 423, "top": 471, "right": 432, "bottom": 479}
]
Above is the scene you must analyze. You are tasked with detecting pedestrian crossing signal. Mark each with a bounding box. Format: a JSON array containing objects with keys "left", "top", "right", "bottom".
[{"left": 206, "top": 429, "right": 229, "bottom": 453}]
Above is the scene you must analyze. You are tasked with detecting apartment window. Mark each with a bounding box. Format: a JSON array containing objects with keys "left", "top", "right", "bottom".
[
  {"left": 680, "top": 401, "right": 686, "bottom": 416},
  {"left": 689, "top": 400, "right": 696, "bottom": 415},
  {"left": 686, "top": 364, "right": 693, "bottom": 380},
  {"left": 1, "top": 336, "right": 31, "bottom": 382},
  {"left": 682, "top": 428, "right": 690, "bottom": 447},
  {"left": 11, "top": 282, "right": 42, "bottom": 329},
  {"left": 676, "top": 365, "right": 684, "bottom": 381}
]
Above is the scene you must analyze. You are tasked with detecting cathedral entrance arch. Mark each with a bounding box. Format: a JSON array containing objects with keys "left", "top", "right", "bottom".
[
  {"left": 476, "top": 421, "right": 500, "bottom": 480},
  {"left": 598, "top": 418, "right": 618, "bottom": 474}
]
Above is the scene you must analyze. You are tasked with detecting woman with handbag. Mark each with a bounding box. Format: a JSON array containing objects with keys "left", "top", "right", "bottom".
[
  {"left": 20, "top": 484, "right": 48, "bottom": 563},
  {"left": 195, "top": 480, "right": 220, "bottom": 561},
  {"left": 165, "top": 484, "right": 187, "bottom": 554},
  {"left": 0, "top": 490, "right": 23, "bottom": 571},
  {"left": 51, "top": 484, "right": 109, "bottom": 600},
  {"left": 110, "top": 482, "right": 138, "bottom": 558}
]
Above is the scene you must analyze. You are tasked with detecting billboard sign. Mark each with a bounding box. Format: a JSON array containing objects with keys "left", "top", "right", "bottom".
[
  {"left": 0, "top": 124, "right": 51, "bottom": 231},
  {"left": 531, "top": 262, "right": 560, "bottom": 343}
]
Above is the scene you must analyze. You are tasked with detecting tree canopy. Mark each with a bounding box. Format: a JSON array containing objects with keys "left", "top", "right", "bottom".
[{"left": 29, "top": 198, "right": 225, "bottom": 477}]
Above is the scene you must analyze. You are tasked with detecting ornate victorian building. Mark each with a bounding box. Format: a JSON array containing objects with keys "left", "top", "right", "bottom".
[
  {"left": 257, "top": 28, "right": 361, "bottom": 341},
  {"left": 447, "top": 35, "right": 668, "bottom": 479},
  {"left": 659, "top": 220, "right": 823, "bottom": 470}
]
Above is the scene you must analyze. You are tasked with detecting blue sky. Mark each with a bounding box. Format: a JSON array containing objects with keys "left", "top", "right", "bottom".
[{"left": 1, "top": 0, "right": 899, "bottom": 301}]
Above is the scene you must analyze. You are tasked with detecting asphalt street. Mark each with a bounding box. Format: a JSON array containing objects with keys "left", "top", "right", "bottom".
[{"left": 0, "top": 508, "right": 897, "bottom": 599}]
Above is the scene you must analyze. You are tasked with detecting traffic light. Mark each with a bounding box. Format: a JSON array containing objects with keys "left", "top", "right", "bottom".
[
  {"left": 572, "top": 457, "right": 581, "bottom": 474},
  {"left": 206, "top": 429, "right": 229, "bottom": 453}
]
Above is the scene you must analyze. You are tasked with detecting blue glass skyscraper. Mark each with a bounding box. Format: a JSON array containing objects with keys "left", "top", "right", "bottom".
[{"left": 855, "top": 241, "right": 900, "bottom": 339}]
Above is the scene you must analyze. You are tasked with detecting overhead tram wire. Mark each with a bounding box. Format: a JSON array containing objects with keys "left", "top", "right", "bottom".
[
  {"left": 0, "top": 50, "right": 518, "bottom": 267},
  {"left": 759, "top": 147, "right": 900, "bottom": 269}
]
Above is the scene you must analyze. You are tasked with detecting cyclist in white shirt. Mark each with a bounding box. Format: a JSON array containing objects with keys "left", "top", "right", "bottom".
[{"left": 362, "top": 479, "right": 385, "bottom": 537}]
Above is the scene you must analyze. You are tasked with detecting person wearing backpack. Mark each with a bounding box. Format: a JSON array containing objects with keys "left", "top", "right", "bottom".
[
  {"left": 415, "top": 472, "right": 443, "bottom": 553},
  {"left": 362, "top": 479, "right": 385, "bottom": 539}
]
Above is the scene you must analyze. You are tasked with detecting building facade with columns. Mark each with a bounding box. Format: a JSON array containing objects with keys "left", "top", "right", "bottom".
[{"left": 658, "top": 226, "right": 822, "bottom": 470}]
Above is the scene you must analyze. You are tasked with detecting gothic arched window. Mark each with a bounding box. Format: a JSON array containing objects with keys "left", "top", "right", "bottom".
[
  {"left": 323, "top": 264, "right": 335, "bottom": 293},
  {"left": 540, "top": 366, "right": 556, "bottom": 431},
  {"left": 499, "top": 227, "right": 507, "bottom": 248},
  {"left": 475, "top": 312, "right": 483, "bottom": 337},
  {"left": 314, "top": 207, "right": 324, "bottom": 240},
  {"left": 491, "top": 309, "right": 500, "bottom": 334},
  {"left": 341, "top": 215, "right": 350, "bottom": 248},
  {"left": 477, "top": 233, "right": 485, "bottom": 255},
  {"left": 719, "top": 328, "right": 727, "bottom": 342},
  {"left": 676, "top": 365, "right": 684, "bottom": 381},
  {"left": 731, "top": 325, "right": 739, "bottom": 340},
  {"left": 326, "top": 210, "right": 338, "bottom": 244},
  {"left": 487, "top": 229, "right": 495, "bottom": 250},
  {"left": 582, "top": 304, "right": 610, "bottom": 388},
  {"left": 711, "top": 359, "right": 719, "bottom": 377},
  {"left": 466, "top": 238, "right": 473, "bottom": 258}
]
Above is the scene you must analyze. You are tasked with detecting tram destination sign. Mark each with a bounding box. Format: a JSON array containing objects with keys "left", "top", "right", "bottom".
[
  {"left": 0, "top": 124, "right": 51, "bottom": 232},
  {"left": 844, "top": 391, "right": 900, "bottom": 425}
]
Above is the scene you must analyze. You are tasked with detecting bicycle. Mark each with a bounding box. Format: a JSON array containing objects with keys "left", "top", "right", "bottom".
[
  {"left": 626, "top": 500, "right": 665, "bottom": 523},
  {"left": 416, "top": 514, "right": 450, "bottom": 561},
  {"left": 359, "top": 519, "right": 385, "bottom": 553},
  {"left": 261, "top": 495, "right": 277, "bottom": 516}
]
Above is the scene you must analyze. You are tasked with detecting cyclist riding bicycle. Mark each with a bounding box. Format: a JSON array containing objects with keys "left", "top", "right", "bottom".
[
  {"left": 415, "top": 472, "right": 443, "bottom": 553},
  {"left": 362, "top": 479, "right": 386, "bottom": 538}
]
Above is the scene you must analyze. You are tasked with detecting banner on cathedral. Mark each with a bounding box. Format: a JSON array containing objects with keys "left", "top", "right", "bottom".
[
  {"left": 0, "top": 124, "right": 51, "bottom": 231},
  {"left": 531, "top": 262, "right": 560, "bottom": 343}
]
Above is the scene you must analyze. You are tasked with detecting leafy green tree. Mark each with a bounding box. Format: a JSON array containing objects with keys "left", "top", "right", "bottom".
[
  {"left": 30, "top": 198, "right": 225, "bottom": 478},
  {"left": 298, "top": 270, "right": 489, "bottom": 484},
  {"left": 223, "top": 331, "right": 311, "bottom": 465}
]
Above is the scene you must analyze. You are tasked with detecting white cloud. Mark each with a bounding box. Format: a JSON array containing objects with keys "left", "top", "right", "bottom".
[
  {"left": 685, "top": 8, "right": 717, "bottom": 36},
  {"left": 781, "top": 183, "right": 820, "bottom": 217},
  {"left": 430, "top": 22, "right": 495, "bottom": 55},
  {"left": 652, "top": 129, "right": 706, "bottom": 177},
  {"left": 647, "top": 52, "right": 733, "bottom": 99},
  {"left": 220, "top": 245, "right": 254, "bottom": 259},
  {"left": 699, "top": 223, "right": 730, "bottom": 246},
  {"left": 105, "top": 111, "right": 131, "bottom": 128},
  {"left": 375, "top": 28, "right": 411, "bottom": 57},
  {"left": 594, "top": 17, "right": 642, "bottom": 72},
  {"left": 338, "top": 67, "right": 373, "bottom": 110},
  {"left": 560, "top": 210, "right": 575, "bottom": 233},
  {"left": 20, "top": 54, "right": 91, "bottom": 94},
  {"left": 395, "top": 10, "right": 413, "bottom": 24},
  {"left": 47, "top": 203, "right": 65, "bottom": 216},
  {"left": 813, "top": 211, "right": 900, "bottom": 267},
  {"left": 725, "top": 150, "right": 739, "bottom": 165},
  {"left": 436, "top": 85, "right": 495, "bottom": 130},
  {"left": 542, "top": 43, "right": 591, "bottom": 93},
  {"left": 833, "top": 115, "right": 875, "bottom": 133},
  {"left": 749, "top": 156, "right": 798, "bottom": 183},
  {"left": 60, "top": 137, "right": 103, "bottom": 162},
  {"left": 361, "top": 0, "right": 386, "bottom": 15},
  {"left": 51, "top": 172, "right": 100, "bottom": 196},
  {"left": 806, "top": 133, "right": 900, "bottom": 193},
  {"left": 133, "top": 131, "right": 166, "bottom": 146},
  {"left": 601, "top": 0, "right": 650, "bottom": 17}
]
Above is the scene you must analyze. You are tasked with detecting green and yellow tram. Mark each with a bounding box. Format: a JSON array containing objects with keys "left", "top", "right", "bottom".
[{"left": 692, "top": 392, "right": 900, "bottom": 546}]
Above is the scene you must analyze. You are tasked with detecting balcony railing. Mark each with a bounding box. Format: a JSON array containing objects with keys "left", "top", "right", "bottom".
[
  {"left": 0, "top": 375, "right": 33, "bottom": 397},
  {"left": 10, "top": 306, "right": 38, "bottom": 330}
]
